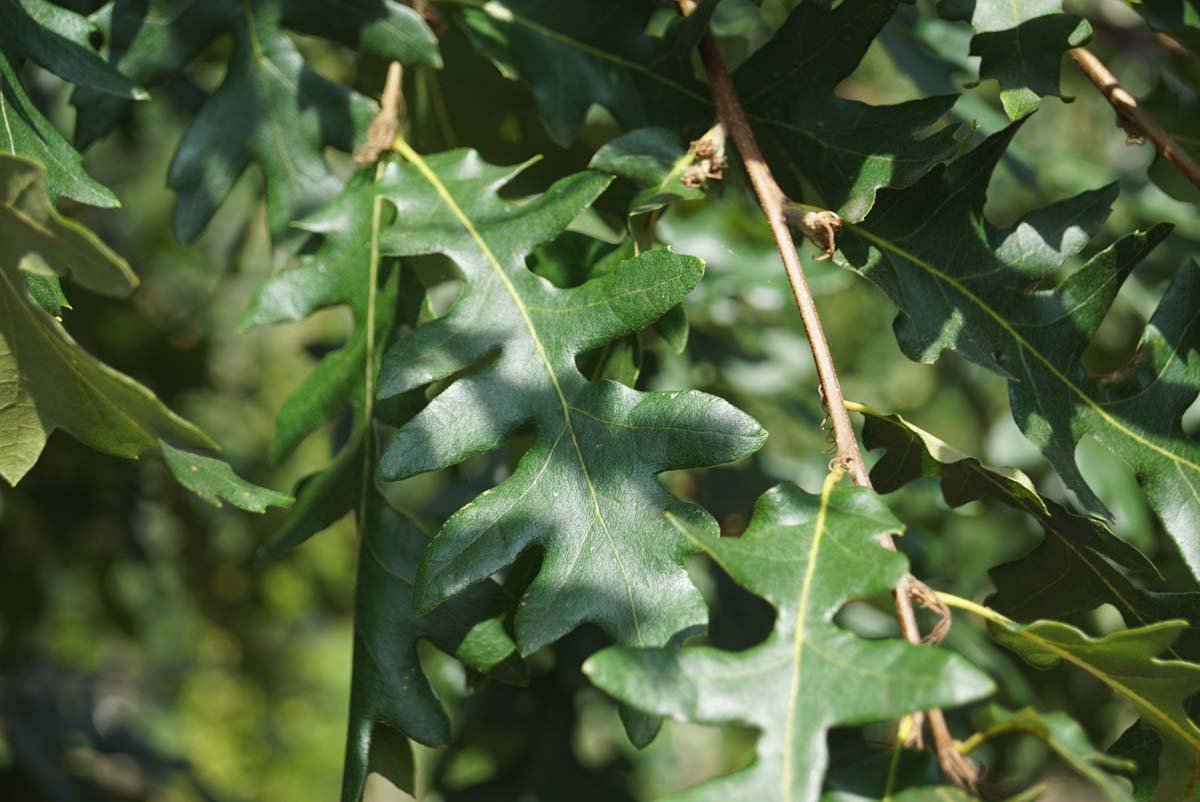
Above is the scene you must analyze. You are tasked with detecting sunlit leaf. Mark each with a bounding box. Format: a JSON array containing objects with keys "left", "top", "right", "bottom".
[
  {"left": 842, "top": 125, "right": 1200, "bottom": 580},
  {"left": 586, "top": 475, "right": 993, "bottom": 802}
]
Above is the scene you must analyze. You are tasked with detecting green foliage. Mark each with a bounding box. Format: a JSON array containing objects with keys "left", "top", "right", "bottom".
[
  {"left": 844, "top": 126, "right": 1200, "bottom": 580},
  {"left": 5, "top": 1, "right": 1200, "bottom": 801},
  {"left": 587, "top": 475, "right": 993, "bottom": 802},
  {"left": 938, "top": 0, "right": 1091, "bottom": 119},
  {"left": 0, "top": 0, "right": 144, "bottom": 206},
  {"left": 972, "top": 602, "right": 1200, "bottom": 802},
  {"left": 968, "top": 706, "right": 1135, "bottom": 802},
  {"left": 854, "top": 403, "right": 1200, "bottom": 657},
  {"left": 73, "top": 0, "right": 439, "bottom": 241},
  {"left": 160, "top": 440, "right": 294, "bottom": 512},
  {"left": 373, "top": 145, "right": 765, "bottom": 656},
  {"left": 0, "top": 153, "right": 211, "bottom": 483}
]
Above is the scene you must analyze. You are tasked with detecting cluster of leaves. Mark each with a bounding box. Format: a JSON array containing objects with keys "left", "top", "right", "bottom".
[{"left": 4, "top": 1, "right": 1200, "bottom": 801}]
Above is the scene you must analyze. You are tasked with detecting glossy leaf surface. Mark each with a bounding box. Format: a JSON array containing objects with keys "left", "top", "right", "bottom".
[
  {"left": 586, "top": 476, "right": 993, "bottom": 802},
  {"left": 854, "top": 403, "right": 1200, "bottom": 657},
  {"left": 0, "top": 0, "right": 144, "bottom": 206},
  {"left": 375, "top": 145, "right": 767, "bottom": 656},
  {"left": 844, "top": 126, "right": 1200, "bottom": 579}
]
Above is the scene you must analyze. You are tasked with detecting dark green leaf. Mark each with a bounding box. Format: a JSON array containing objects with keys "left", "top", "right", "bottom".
[
  {"left": 585, "top": 475, "right": 994, "bottom": 802},
  {"left": 1127, "top": 0, "right": 1200, "bottom": 54},
  {"left": 73, "top": 0, "right": 439, "bottom": 241},
  {"left": 0, "top": 153, "right": 213, "bottom": 484},
  {"left": 453, "top": 0, "right": 717, "bottom": 145},
  {"left": 0, "top": 0, "right": 146, "bottom": 206},
  {"left": 938, "top": 0, "right": 1091, "bottom": 119},
  {"left": 159, "top": 440, "right": 293, "bottom": 512},
  {"left": 969, "top": 706, "right": 1135, "bottom": 802},
  {"left": 1141, "top": 72, "right": 1200, "bottom": 204},
  {"left": 342, "top": 492, "right": 525, "bottom": 802},
  {"left": 455, "top": 0, "right": 958, "bottom": 221},
  {"left": 590, "top": 127, "right": 705, "bottom": 216},
  {"left": 972, "top": 604, "right": 1200, "bottom": 802},
  {"left": 243, "top": 168, "right": 400, "bottom": 462},
  {"left": 853, "top": 403, "right": 1200, "bottom": 658},
  {"left": 733, "top": 0, "right": 961, "bottom": 220},
  {"left": 375, "top": 145, "right": 766, "bottom": 657},
  {"left": 842, "top": 125, "right": 1200, "bottom": 580}
]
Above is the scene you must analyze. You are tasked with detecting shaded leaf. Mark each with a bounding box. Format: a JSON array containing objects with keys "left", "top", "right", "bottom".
[
  {"left": 842, "top": 125, "right": 1200, "bottom": 580},
  {"left": 243, "top": 167, "right": 400, "bottom": 462},
  {"left": 455, "top": 0, "right": 959, "bottom": 221},
  {"left": 73, "top": 0, "right": 439, "bottom": 241},
  {"left": 938, "top": 0, "right": 1091, "bottom": 119},
  {"left": 1141, "top": 72, "right": 1200, "bottom": 204},
  {"left": 0, "top": 0, "right": 145, "bottom": 206},
  {"left": 453, "top": 0, "right": 717, "bottom": 145},
  {"left": 852, "top": 402, "right": 1200, "bottom": 658},
  {"left": 1127, "top": 0, "right": 1200, "bottom": 54},
  {"left": 0, "top": 153, "right": 212, "bottom": 485},
  {"left": 733, "top": 0, "right": 961, "bottom": 221},
  {"left": 971, "top": 603, "right": 1200, "bottom": 802},
  {"left": 586, "top": 475, "right": 993, "bottom": 802},
  {"left": 969, "top": 706, "right": 1135, "bottom": 802},
  {"left": 159, "top": 440, "right": 293, "bottom": 512},
  {"left": 590, "top": 127, "right": 705, "bottom": 216},
  {"left": 342, "top": 493, "right": 525, "bottom": 802},
  {"left": 375, "top": 145, "right": 766, "bottom": 660}
]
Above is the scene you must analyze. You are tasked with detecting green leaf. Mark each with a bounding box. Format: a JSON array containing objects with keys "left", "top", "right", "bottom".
[
  {"left": 0, "top": 0, "right": 146, "bottom": 206},
  {"left": 243, "top": 168, "right": 400, "bottom": 461},
  {"left": 733, "top": 0, "right": 961, "bottom": 221},
  {"left": 0, "top": 153, "right": 213, "bottom": 484},
  {"left": 375, "top": 144, "right": 766, "bottom": 658},
  {"left": 1141, "top": 73, "right": 1200, "bottom": 204},
  {"left": 453, "top": 0, "right": 717, "bottom": 145},
  {"left": 938, "top": 0, "right": 1091, "bottom": 119},
  {"left": 73, "top": 0, "right": 439, "bottom": 241},
  {"left": 822, "top": 788, "right": 1041, "bottom": 802},
  {"left": 342, "top": 492, "right": 525, "bottom": 802},
  {"left": 455, "top": 0, "right": 959, "bottom": 221},
  {"left": 968, "top": 608, "right": 1200, "bottom": 802},
  {"left": 968, "top": 706, "right": 1135, "bottom": 802},
  {"left": 851, "top": 403, "right": 1200, "bottom": 658},
  {"left": 1127, "top": 0, "right": 1200, "bottom": 54},
  {"left": 584, "top": 475, "right": 994, "bottom": 802},
  {"left": 590, "top": 127, "right": 705, "bottom": 216},
  {"left": 159, "top": 440, "right": 293, "bottom": 512},
  {"left": 841, "top": 125, "right": 1200, "bottom": 580}
]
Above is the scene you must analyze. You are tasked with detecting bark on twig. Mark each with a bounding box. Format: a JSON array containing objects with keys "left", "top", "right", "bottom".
[
  {"left": 678, "top": 0, "right": 976, "bottom": 789},
  {"left": 1070, "top": 46, "right": 1200, "bottom": 193},
  {"left": 356, "top": 62, "right": 406, "bottom": 166}
]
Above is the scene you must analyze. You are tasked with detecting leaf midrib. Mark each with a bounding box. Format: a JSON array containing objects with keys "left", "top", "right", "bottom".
[
  {"left": 780, "top": 469, "right": 839, "bottom": 802},
  {"left": 391, "top": 137, "right": 646, "bottom": 645}
]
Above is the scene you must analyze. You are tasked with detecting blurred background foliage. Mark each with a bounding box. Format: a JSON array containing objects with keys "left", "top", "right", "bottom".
[{"left": 2, "top": 1, "right": 1198, "bottom": 800}]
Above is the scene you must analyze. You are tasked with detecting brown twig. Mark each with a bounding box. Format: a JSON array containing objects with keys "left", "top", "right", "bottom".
[
  {"left": 1070, "top": 46, "right": 1200, "bottom": 193},
  {"left": 356, "top": 62, "right": 406, "bottom": 166},
  {"left": 679, "top": 0, "right": 976, "bottom": 790}
]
